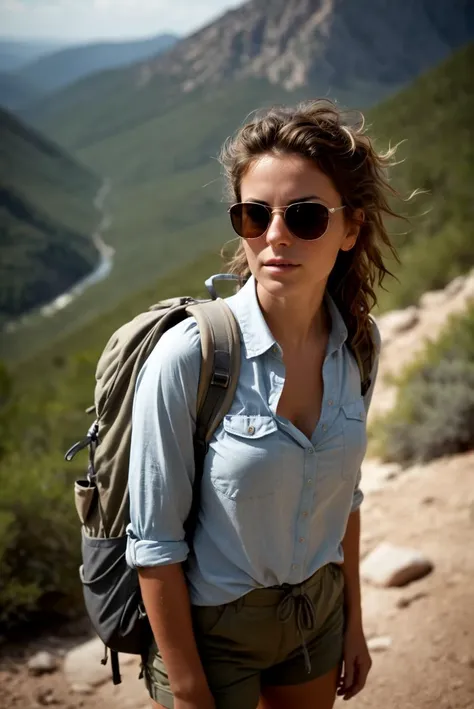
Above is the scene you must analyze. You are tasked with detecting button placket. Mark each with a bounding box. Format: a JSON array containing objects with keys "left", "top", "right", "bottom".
[{"left": 292, "top": 446, "right": 314, "bottom": 571}]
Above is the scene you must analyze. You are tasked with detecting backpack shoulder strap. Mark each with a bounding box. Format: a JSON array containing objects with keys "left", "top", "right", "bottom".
[
  {"left": 183, "top": 299, "right": 240, "bottom": 541},
  {"left": 186, "top": 298, "right": 241, "bottom": 445}
]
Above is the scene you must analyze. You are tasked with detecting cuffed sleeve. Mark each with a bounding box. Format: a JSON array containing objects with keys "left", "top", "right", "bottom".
[
  {"left": 125, "top": 317, "right": 201, "bottom": 568},
  {"left": 351, "top": 319, "right": 381, "bottom": 513}
]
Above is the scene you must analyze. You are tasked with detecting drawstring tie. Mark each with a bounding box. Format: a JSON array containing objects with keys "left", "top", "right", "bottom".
[{"left": 277, "top": 585, "right": 316, "bottom": 674}]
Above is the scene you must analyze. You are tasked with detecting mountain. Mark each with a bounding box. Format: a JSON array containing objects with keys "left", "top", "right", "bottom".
[
  {"left": 0, "top": 108, "right": 101, "bottom": 327},
  {"left": 15, "top": 33, "right": 178, "bottom": 98},
  {"left": 0, "top": 38, "right": 67, "bottom": 72},
  {"left": 24, "top": 0, "right": 474, "bottom": 151},
  {"left": 0, "top": 71, "right": 40, "bottom": 111},
  {"left": 1, "top": 43, "right": 472, "bottom": 363}
]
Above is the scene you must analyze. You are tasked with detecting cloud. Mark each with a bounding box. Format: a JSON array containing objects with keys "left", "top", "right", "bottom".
[{"left": 1, "top": 0, "right": 241, "bottom": 40}]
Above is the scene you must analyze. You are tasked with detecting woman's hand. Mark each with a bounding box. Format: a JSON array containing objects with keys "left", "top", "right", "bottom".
[
  {"left": 337, "top": 620, "right": 372, "bottom": 701},
  {"left": 174, "top": 691, "right": 216, "bottom": 709},
  {"left": 173, "top": 682, "right": 216, "bottom": 709}
]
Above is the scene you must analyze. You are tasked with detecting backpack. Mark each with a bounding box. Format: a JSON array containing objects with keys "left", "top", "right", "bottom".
[{"left": 65, "top": 273, "right": 376, "bottom": 685}]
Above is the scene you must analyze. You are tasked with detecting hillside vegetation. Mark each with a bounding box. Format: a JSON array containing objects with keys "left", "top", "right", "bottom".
[
  {"left": 372, "top": 302, "right": 474, "bottom": 464},
  {"left": 370, "top": 42, "right": 474, "bottom": 311},
  {"left": 0, "top": 107, "right": 100, "bottom": 326}
]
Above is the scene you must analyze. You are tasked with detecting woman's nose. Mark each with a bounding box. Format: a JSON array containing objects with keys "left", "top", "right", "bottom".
[{"left": 265, "top": 212, "right": 293, "bottom": 246}]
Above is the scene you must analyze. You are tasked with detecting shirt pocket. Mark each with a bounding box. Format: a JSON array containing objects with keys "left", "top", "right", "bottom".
[
  {"left": 341, "top": 399, "right": 368, "bottom": 480},
  {"left": 209, "top": 414, "right": 279, "bottom": 500}
]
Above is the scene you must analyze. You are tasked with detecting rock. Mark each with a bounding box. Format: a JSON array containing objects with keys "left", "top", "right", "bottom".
[
  {"left": 27, "top": 651, "right": 58, "bottom": 675},
  {"left": 444, "top": 275, "right": 466, "bottom": 298},
  {"left": 361, "top": 542, "right": 434, "bottom": 587},
  {"left": 63, "top": 637, "right": 137, "bottom": 689},
  {"left": 71, "top": 683, "right": 94, "bottom": 695},
  {"left": 419, "top": 290, "right": 449, "bottom": 310},
  {"left": 463, "top": 272, "right": 474, "bottom": 299},
  {"left": 367, "top": 636, "right": 392, "bottom": 652},
  {"left": 36, "top": 688, "right": 58, "bottom": 706},
  {"left": 378, "top": 306, "right": 419, "bottom": 338}
]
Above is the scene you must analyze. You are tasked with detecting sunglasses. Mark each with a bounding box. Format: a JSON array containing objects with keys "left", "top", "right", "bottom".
[{"left": 228, "top": 201, "right": 345, "bottom": 242}]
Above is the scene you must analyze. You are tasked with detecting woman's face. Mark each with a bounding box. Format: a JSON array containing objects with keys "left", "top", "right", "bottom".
[{"left": 238, "top": 153, "right": 361, "bottom": 302}]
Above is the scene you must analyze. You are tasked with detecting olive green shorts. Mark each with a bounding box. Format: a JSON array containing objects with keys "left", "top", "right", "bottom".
[{"left": 144, "top": 562, "right": 345, "bottom": 709}]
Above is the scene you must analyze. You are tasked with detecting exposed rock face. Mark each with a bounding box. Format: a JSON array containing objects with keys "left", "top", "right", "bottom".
[
  {"left": 138, "top": 0, "right": 474, "bottom": 97},
  {"left": 370, "top": 268, "right": 474, "bottom": 422}
]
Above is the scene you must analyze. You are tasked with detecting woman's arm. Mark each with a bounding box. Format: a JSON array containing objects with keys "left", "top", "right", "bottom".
[
  {"left": 338, "top": 322, "right": 381, "bottom": 699},
  {"left": 138, "top": 564, "right": 212, "bottom": 702},
  {"left": 125, "top": 320, "right": 213, "bottom": 704},
  {"left": 340, "top": 508, "right": 362, "bottom": 626}
]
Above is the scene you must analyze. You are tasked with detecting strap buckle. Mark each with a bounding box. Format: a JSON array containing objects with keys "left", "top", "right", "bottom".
[{"left": 211, "top": 369, "right": 230, "bottom": 388}]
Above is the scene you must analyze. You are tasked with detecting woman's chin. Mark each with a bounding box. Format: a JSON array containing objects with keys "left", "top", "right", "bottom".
[{"left": 256, "top": 269, "right": 303, "bottom": 297}]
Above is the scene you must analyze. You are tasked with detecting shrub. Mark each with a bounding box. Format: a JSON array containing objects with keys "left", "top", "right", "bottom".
[
  {"left": 0, "top": 450, "right": 85, "bottom": 628},
  {"left": 0, "top": 355, "right": 95, "bottom": 631},
  {"left": 375, "top": 303, "right": 474, "bottom": 465}
]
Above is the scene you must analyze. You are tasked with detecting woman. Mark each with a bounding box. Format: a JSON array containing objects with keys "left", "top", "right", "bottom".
[{"left": 126, "top": 99, "right": 400, "bottom": 709}]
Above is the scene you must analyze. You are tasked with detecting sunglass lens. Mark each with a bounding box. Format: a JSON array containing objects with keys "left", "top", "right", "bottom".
[
  {"left": 286, "top": 202, "right": 329, "bottom": 240},
  {"left": 230, "top": 203, "right": 269, "bottom": 239}
]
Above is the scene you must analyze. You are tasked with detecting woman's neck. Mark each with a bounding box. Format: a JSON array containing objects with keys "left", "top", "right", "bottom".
[{"left": 256, "top": 281, "right": 329, "bottom": 352}]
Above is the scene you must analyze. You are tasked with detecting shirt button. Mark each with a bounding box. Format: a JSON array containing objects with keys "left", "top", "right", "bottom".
[
  {"left": 307, "top": 479, "right": 312, "bottom": 485},
  {"left": 302, "top": 511, "right": 308, "bottom": 518},
  {"left": 299, "top": 537, "right": 305, "bottom": 543},
  {"left": 292, "top": 564, "right": 298, "bottom": 570},
  {"left": 307, "top": 447, "right": 314, "bottom": 454},
  {"left": 322, "top": 424, "right": 328, "bottom": 432},
  {"left": 247, "top": 426, "right": 255, "bottom": 435},
  {"left": 328, "top": 399, "right": 334, "bottom": 406}
]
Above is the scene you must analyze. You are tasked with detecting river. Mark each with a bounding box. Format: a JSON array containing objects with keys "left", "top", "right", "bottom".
[{"left": 4, "top": 179, "right": 115, "bottom": 331}]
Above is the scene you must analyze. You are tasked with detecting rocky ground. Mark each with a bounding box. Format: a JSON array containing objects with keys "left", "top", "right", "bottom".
[{"left": 2, "top": 272, "right": 473, "bottom": 709}]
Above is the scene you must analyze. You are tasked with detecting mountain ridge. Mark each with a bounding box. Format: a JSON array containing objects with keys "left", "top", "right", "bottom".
[{"left": 14, "top": 33, "right": 178, "bottom": 99}]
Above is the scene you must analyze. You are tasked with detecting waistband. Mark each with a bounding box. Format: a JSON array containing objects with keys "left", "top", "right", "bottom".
[{"left": 234, "top": 562, "right": 337, "bottom": 609}]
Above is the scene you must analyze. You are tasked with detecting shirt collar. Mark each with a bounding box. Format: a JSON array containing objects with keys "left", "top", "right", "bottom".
[
  {"left": 227, "top": 276, "right": 276, "bottom": 358},
  {"left": 226, "top": 275, "right": 348, "bottom": 359}
]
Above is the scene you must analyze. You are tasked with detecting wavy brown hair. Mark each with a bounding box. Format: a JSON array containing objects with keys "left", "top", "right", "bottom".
[{"left": 219, "top": 98, "right": 404, "bottom": 355}]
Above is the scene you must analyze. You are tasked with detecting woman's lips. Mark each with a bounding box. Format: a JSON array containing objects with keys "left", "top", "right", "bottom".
[{"left": 263, "top": 261, "right": 300, "bottom": 272}]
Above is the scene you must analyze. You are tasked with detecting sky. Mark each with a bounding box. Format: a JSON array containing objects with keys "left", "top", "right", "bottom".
[{"left": 0, "top": 0, "right": 242, "bottom": 43}]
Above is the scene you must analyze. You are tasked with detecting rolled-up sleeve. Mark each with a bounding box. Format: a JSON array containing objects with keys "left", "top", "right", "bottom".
[
  {"left": 125, "top": 317, "right": 201, "bottom": 568},
  {"left": 351, "top": 320, "right": 381, "bottom": 514}
]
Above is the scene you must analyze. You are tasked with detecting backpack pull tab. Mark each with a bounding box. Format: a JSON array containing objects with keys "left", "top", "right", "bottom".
[{"left": 64, "top": 421, "right": 99, "bottom": 461}]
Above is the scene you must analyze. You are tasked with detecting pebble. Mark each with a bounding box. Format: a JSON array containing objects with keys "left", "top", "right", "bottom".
[
  {"left": 27, "top": 651, "right": 58, "bottom": 675},
  {"left": 368, "top": 635, "right": 392, "bottom": 652},
  {"left": 396, "top": 592, "right": 427, "bottom": 609}
]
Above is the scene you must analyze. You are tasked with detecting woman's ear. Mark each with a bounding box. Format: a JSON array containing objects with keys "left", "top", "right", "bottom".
[{"left": 340, "top": 208, "right": 364, "bottom": 252}]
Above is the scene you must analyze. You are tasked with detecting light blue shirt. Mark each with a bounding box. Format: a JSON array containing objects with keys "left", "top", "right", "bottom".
[{"left": 126, "top": 276, "right": 380, "bottom": 606}]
